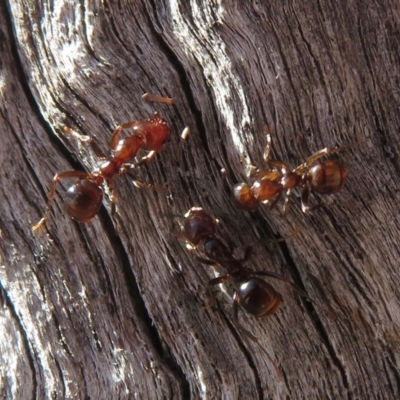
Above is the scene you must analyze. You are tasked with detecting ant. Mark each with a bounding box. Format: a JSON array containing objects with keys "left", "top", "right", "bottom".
[
  {"left": 33, "top": 94, "right": 180, "bottom": 230},
  {"left": 233, "top": 128, "right": 351, "bottom": 215},
  {"left": 181, "top": 207, "right": 304, "bottom": 343}
]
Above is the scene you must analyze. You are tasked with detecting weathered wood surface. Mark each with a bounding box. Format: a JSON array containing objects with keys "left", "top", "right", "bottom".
[{"left": 1, "top": 0, "right": 400, "bottom": 399}]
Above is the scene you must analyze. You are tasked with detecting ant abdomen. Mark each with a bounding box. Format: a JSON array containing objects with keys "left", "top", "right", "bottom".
[
  {"left": 63, "top": 179, "right": 103, "bottom": 222},
  {"left": 308, "top": 160, "right": 347, "bottom": 195},
  {"left": 237, "top": 278, "right": 283, "bottom": 318}
]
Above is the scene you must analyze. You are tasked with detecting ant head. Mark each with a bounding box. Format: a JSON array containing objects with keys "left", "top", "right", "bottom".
[
  {"left": 133, "top": 117, "right": 171, "bottom": 152},
  {"left": 232, "top": 183, "right": 259, "bottom": 210},
  {"left": 183, "top": 207, "right": 217, "bottom": 245}
]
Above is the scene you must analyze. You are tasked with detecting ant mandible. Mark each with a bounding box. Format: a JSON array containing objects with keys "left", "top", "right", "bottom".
[
  {"left": 233, "top": 128, "right": 350, "bottom": 215},
  {"left": 33, "top": 94, "right": 178, "bottom": 231},
  {"left": 182, "top": 207, "right": 303, "bottom": 342}
]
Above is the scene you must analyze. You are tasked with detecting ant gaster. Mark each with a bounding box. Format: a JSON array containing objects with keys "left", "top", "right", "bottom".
[
  {"left": 33, "top": 94, "right": 176, "bottom": 230},
  {"left": 233, "top": 129, "right": 350, "bottom": 215},
  {"left": 182, "top": 207, "right": 303, "bottom": 342}
]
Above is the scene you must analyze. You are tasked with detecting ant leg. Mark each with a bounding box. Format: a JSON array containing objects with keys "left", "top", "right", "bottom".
[
  {"left": 64, "top": 127, "right": 107, "bottom": 160},
  {"left": 295, "top": 146, "right": 346, "bottom": 175},
  {"left": 298, "top": 139, "right": 364, "bottom": 173},
  {"left": 133, "top": 151, "right": 157, "bottom": 168},
  {"left": 181, "top": 126, "right": 190, "bottom": 141},
  {"left": 208, "top": 274, "right": 230, "bottom": 286},
  {"left": 196, "top": 257, "right": 218, "bottom": 266},
  {"left": 233, "top": 293, "right": 283, "bottom": 378},
  {"left": 105, "top": 178, "right": 121, "bottom": 229},
  {"left": 252, "top": 270, "right": 291, "bottom": 282},
  {"left": 33, "top": 171, "right": 91, "bottom": 231},
  {"left": 262, "top": 130, "right": 289, "bottom": 172},
  {"left": 110, "top": 120, "right": 142, "bottom": 149},
  {"left": 204, "top": 274, "right": 230, "bottom": 311},
  {"left": 237, "top": 246, "right": 252, "bottom": 263},
  {"left": 301, "top": 185, "right": 312, "bottom": 213},
  {"left": 262, "top": 130, "right": 272, "bottom": 162},
  {"left": 110, "top": 191, "right": 118, "bottom": 219},
  {"left": 267, "top": 160, "right": 288, "bottom": 173},
  {"left": 245, "top": 161, "right": 258, "bottom": 178},
  {"left": 176, "top": 126, "right": 190, "bottom": 165},
  {"left": 239, "top": 150, "right": 258, "bottom": 178},
  {"left": 131, "top": 178, "right": 167, "bottom": 194},
  {"left": 233, "top": 293, "right": 259, "bottom": 341},
  {"left": 142, "top": 93, "right": 175, "bottom": 104},
  {"left": 64, "top": 126, "right": 92, "bottom": 143},
  {"left": 266, "top": 191, "right": 282, "bottom": 210},
  {"left": 282, "top": 188, "right": 292, "bottom": 217},
  {"left": 301, "top": 186, "right": 356, "bottom": 213},
  {"left": 252, "top": 271, "right": 309, "bottom": 299},
  {"left": 261, "top": 229, "right": 301, "bottom": 245},
  {"left": 220, "top": 168, "right": 233, "bottom": 195}
]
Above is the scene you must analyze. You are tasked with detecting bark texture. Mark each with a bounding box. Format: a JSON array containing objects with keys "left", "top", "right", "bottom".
[{"left": 1, "top": 1, "right": 400, "bottom": 399}]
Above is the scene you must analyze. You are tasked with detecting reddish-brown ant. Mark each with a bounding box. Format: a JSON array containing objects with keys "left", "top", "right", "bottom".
[
  {"left": 233, "top": 129, "right": 351, "bottom": 215},
  {"left": 33, "top": 94, "right": 178, "bottom": 230},
  {"left": 182, "top": 207, "right": 304, "bottom": 342}
]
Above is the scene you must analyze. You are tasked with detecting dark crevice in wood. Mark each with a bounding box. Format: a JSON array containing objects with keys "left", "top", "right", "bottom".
[
  {"left": 143, "top": 1, "right": 231, "bottom": 203},
  {"left": 314, "top": 0, "right": 345, "bottom": 94},
  {"left": 53, "top": 356, "right": 67, "bottom": 400},
  {"left": 95, "top": 209, "right": 191, "bottom": 399},
  {"left": 58, "top": 75, "right": 114, "bottom": 133},
  {"left": 0, "top": 280, "right": 38, "bottom": 397},
  {"left": 3, "top": 1, "right": 94, "bottom": 185},
  {"left": 280, "top": 367, "right": 291, "bottom": 399},
  {"left": 82, "top": 362, "right": 90, "bottom": 400},
  {"left": 248, "top": 211, "right": 284, "bottom": 247},
  {"left": 79, "top": 0, "right": 102, "bottom": 64},
  {"left": 101, "top": 1, "right": 168, "bottom": 97},
  {"left": 356, "top": 18, "right": 400, "bottom": 173},
  {"left": 101, "top": 2, "right": 150, "bottom": 82},
  {"left": 0, "top": 26, "right": 6, "bottom": 53},
  {"left": 1, "top": 112, "right": 48, "bottom": 218},
  {"left": 269, "top": 9, "right": 304, "bottom": 130},
  {"left": 321, "top": 216, "right": 373, "bottom": 310},
  {"left": 77, "top": 223, "right": 121, "bottom": 308},
  {"left": 144, "top": 0, "right": 214, "bottom": 149},
  {"left": 367, "top": 93, "right": 400, "bottom": 174},
  {"left": 379, "top": 341, "right": 400, "bottom": 393},
  {"left": 51, "top": 311, "right": 76, "bottom": 359},
  {"left": 277, "top": 232, "right": 351, "bottom": 397},
  {"left": 215, "top": 304, "right": 264, "bottom": 399},
  {"left": 294, "top": 13, "right": 334, "bottom": 118},
  {"left": 30, "top": 269, "right": 48, "bottom": 313}
]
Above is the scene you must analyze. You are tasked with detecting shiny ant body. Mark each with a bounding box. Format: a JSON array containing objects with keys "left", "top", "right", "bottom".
[
  {"left": 33, "top": 94, "right": 176, "bottom": 230},
  {"left": 182, "top": 207, "right": 302, "bottom": 342},
  {"left": 233, "top": 130, "right": 349, "bottom": 215}
]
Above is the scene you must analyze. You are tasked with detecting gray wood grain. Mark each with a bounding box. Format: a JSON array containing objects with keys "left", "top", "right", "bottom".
[{"left": 1, "top": 0, "right": 399, "bottom": 399}]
